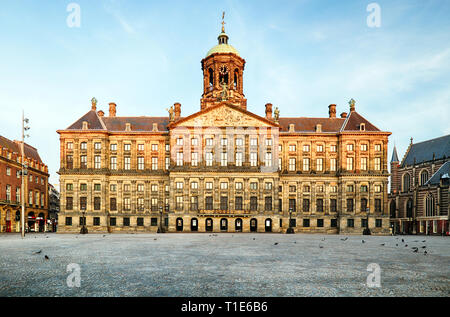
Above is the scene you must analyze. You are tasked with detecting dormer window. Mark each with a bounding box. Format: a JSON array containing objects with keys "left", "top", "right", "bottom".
[
  {"left": 125, "top": 123, "right": 131, "bottom": 131},
  {"left": 82, "top": 121, "right": 88, "bottom": 130},
  {"left": 360, "top": 123, "right": 365, "bottom": 131}
]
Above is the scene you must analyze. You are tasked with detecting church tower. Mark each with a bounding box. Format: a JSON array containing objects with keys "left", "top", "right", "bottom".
[{"left": 200, "top": 13, "right": 247, "bottom": 110}]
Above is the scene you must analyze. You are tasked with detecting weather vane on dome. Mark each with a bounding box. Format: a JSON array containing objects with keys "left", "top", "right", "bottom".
[{"left": 221, "top": 11, "right": 226, "bottom": 32}]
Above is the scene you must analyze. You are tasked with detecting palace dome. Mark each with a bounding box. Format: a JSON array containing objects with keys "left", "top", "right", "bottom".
[{"left": 206, "top": 31, "right": 240, "bottom": 57}]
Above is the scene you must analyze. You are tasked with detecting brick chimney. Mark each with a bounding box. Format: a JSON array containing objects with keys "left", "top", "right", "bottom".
[
  {"left": 174, "top": 103, "right": 181, "bottom": 121},
  {"left": 340, "top": 112, "right": 347, "bottom": 118},
  {"left": 109, "top": 103, "right": 116, "bottom": 117},
  {"left": 328, "top": 104, "right": 336, "bottom": 118},
  {"left": 265, "top": 103, "right": 273, "bottom": 120},
  {"left": 97, "top": 110, "right": 104, "bottom": 117}
]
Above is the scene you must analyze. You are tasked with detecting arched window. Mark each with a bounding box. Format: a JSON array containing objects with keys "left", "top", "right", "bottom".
[
  {"left": 403, "top": 173, "right": 411, "bottom": 192},
  {"left": 426, "top": 194, "right": 435, "bottom": 217},
  {"left": 390, "top": 200, "right": 396, "bottom": 218},
  {"left": 420, "top": 170, "right": 429, "bottom": 186},
  {"left": 234, "top": 69, "right": 239, "bottom": 89},
  {"left": 208, "top": 68, "right": 214, "bottom": 87},
  {"left": 220, "top": 218, "right": 228, "bottom": 231}
]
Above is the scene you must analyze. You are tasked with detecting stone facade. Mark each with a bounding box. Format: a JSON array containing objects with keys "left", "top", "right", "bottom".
[{"left": 57, "top": 24, "right": 391, "bottom": 235}]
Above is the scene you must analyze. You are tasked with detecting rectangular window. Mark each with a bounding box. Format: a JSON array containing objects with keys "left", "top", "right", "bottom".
[
  {"left": 151, "top": 143, "right": 158, "bottom": 151},
  {"left": 67, "top": 142, "right": 73, "bottom": 150},
  {"left": 138, "top": 198, "right": 145, "bottom": 211},
  {"left": 330, "top": 199, "right": 337, "bottom": 212},
  {"left": 303, "top": 144, "right": 310, "bottom": 152},
  {"left": 221, "top": 138, "right": 227, "bottom": 146},
  {"left": 303, "top": 158, "right": 310, "bottom": 171},
  {"left": 123, "top": 217, "right": 130, "bottom": 227},
  {"left": 176, "top": 196, "right": 183, "bottom": 210},
  {"left": 93, "top": 217, "right": 100, "bottom": 226},
  {"left": 235, "top": 152, "right": 243, "bottom": 166},
  {"left": 316, "top": 158, "right": 323, "bottom": 171},
  {"left": 236, "top": 138, "right": 243, "bottom": 146},
  {"left": 124, "top": 144, "right": 131, "bottom": 151},
  {"left": 362, "top": 218, "right": 368, "bottom": 228},
  {"left": 205, "top": 196, "right": 213, "bottom": 210},
  {"left": 66, "top": 197, "right": 73, "bottom": 210},
  {"left": 138, "top": 143, "right": 145, "bottom": 151},
  {"left": 65, "top": 217, "right": 72, "bottom": 226},
  {"left": 303, "top": 199, "right": 310, "bottom": 212},
  {"left": 346, "top": 157, "right": 353, "bottom": 171},
  {"left": 330, "top": 144, "right": 337, "bottom": 152},
  {"left": 176, "top": 152, "right": 183, "bottom": 166},
  {"left": 289, "top": 158, "right": 296, "bottom": 171},
  {"left": 316, "top": 144, "right": 323, "bottom": 152},
  {"left": 110, "top": 184, "right": 117, "bottom": 192},
  {"left": 250, "top": 196, "right": 258, "bottom": 211},
  {"left": 265, "top": 152, "right": 272, "bottom": 166},
  {"left": 151, "top": 157, "right": 158, "bottom": 170},
  {"left": 94, "top": 183, "right": 101, "bottom": 191},
  {"left": 206, "top": 152, "right": 213, "bottom": 166},
  {"left": 221, "top": 152, "right": 227, "bottom": 166},
  {"left": 220, "top": 196, "right": 228, "bottom": 210},
  {"left": 123, "top": 198, "right": 131, "bottom": 211},
  {"left": 250, "top": 152, "right": 257, "bottom": 167},
  {"left": 138, "top": 184, "right": 145, "bottom": 192},
  {"left": 289, "top": 144, "right": 296, "bottom": 152},
  {"left": 165, "top": 157, "right": 170, "bottom": 170},
  {"left": 80, "top": 142, "right": 87, "bottom": 150},
  {"left": 220, "top": 182, "right": 228, "bottom": 190},
  {"left": 80, "top": 197, "right": 87, "bottom": 210},
  {"left": 206, "top": 138, "right": 213, "bottom": 146},
  {"left": 190, "top": 196, "right": 198, "bottom": 211},
  {"left": 375, "top": 199, "right": 382, "bottom": 212},
  {"left": 265, "top": 196, "right": 272, "bottom": 211},
  {"left": 110, "top": 198, "right": 117, "bottom": 211},
  {"left": 124, "top": 157, "right": 131, "bottom": 170},
  {"left": 316, "top": 199, "right": 324, "bottom": 212},
  {"left": 191, "top": 138, "right": 198, "bottom": 146},
  {"left": 331, "top": 219, "right": 337, "bottom": 227},
  {"left": 80, "top": 183, "right": 87, "bottom": 191},
  {"left": 250, "top": 138, "right": 258, "bottom": 146},
  {"left": 124, "top": 184, "right": 130, "bottom": 192},
  {"left": 235, "top": 196, "right": 243, "bottom": 210},
  {"left": 110, "top": 217, "right": 116, "bottom": 226},
  {"left": 138, "top": 157, "right": 145, "bottom": 170},
  {"left": 176, "top": 182, "right": 183, "bottom": 190},
  {"left": 235, "top": 182, "right": 243, "bottom": 190},
  {"left": 361, "top": 157, "right": 367, "bottom": 171},
  {"left": 303, "top": 219, "right": 310, "bottom": 227},
  {"left": 265, "top": 182, "right": 272, "bottom": 190},
  {"left": 80, "top": 155, "right": 87, "bottom": 169},
  {"left": 374, "top": 144, "right": 381, "bottom": 151},
  {"left": 374, "top": 157, "right": 381, "bottom": 171},
  {"left": 375, "top": 185, "right": 382, "bottom": 192},
  {"left": 205, "top": 182, "right": 213, "bottom": 190},
  {"left": 347, "top": 219, "right": 354, "bottom": 227},
  {"left": 191, "top": 152, "right": 198, "bottom": 166},
  {"left": 110, "top": 157, "right": 117, "bottom": 170},
  {"left": 137, "top": 218, "right": 144, "bottom": 226},
  {"left": 250, "top": 182, "right": 258, "bottom": 190},
  {"left": 376, "top": 219, "right": 382, "bottom": 227},
  {"left": 110, "top": 144, "right": 117, "bottom": 151},
  {"left": 151, "top": 218, "right": 158, "bottom": 226},
  {"left": 94, "top": 142, "right": 101, "bottom": 150},
  {"left": 289, "top": 199, "right": 296, "bottom": 212},
  {"left": 361, "top": 144, "right": 368, "bottom": 151},
  {"left": 347, "top": 144, "right": 354, "bottom": 152},
  {"left": 151, "top": 198, "right": 158, "bottom": 211},
  {"left": 330, "top": 158, "right": 336, "bottom": 172},
  {"left": 347, "top": 199, "right": 354, "bottom": 212},
  {"left": 317, "top": 219, "right": 324, "bottom": 227},
  {"left": 165, "top": 144, "right": 170, "bottom": 152}
]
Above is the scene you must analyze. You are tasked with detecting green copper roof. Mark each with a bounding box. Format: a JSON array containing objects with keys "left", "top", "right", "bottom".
[{"left": 206, "top": 43, "right": 240, "bottom": 57}]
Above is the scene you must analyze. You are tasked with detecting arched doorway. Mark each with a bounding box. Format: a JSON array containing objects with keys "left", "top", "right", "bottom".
[
  {"left": 235, "top": 218, "right": 242, "bottom": 232},
  {"left": 220, "top": 218, "right": 228, "bottom": 231},
  {"left": 265, "top": 218, "right": 272, "bottom": 232},
  {"left": 27, "top": 212, "right": 36, "bottom": 232},
  {"left": 250, "top": 218, "right": 257, "bottom": 232},
  {"left": 38, "top": 213, "right": 45, "bottom": 232},
  {"left": 176, "top": 218, "right": 183, "bottom": 232},
  {"left": 205, "top": 218, "right": 213, "bottom": 232},
  {"left": 191, "top": 218, "right": 198, "bottom": 232},
  {"left": 5, "top": 210, "right": 11, "bottom": 232}
]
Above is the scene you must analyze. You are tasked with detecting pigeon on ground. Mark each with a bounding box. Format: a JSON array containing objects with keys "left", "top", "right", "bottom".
[
  {"left": 405, "top": 244, "right": 408, "bottom": 247},
  {"left": 294, "top": 241, "right": 296, "bottom": 244},
  {"left": 33, "top": 250, "right": 42, "bottom": 254},
  {"left": 402, "top": 239, "right": 404, "bottom": 243},
  {"left": 321, "top": 238, "right": 325, "bottom": 241},
  {"left": 253, "top": 238, "right": 255, "bottom": 240},
  {"left": 421, "top": 246, "right": 426, "bottom": 249},
  {"left": 44, "top": 255, "right": 49, "bottom": 260},
  {"left": 396, "top": 244, "right": 398, "bottom": 246},
  {"left": 274, "top": 242, "right": 278, "bottom": 245},
  {"left": 424, "top": 251, "right": 428, "bottom": 255},
  {"left": 319, "top": 245, "right": 324, "bottom": 249},
  {"left": 380, "top": 243, "right": 385, "bottom": 246},
  {"left": 103, "top": 235, "right": 106, "bottom": 237},
  {"left": 413, "top": 249, "right": 418, "bottom": 253},
  {"left": 362, "top": 240, "right": 365, "bottom": 243},
  {"left": 154, "top": 238, "right": 157, "bottom": 241},
  {"left": 341, "top": 237, "right": 348, "bottom": 241},
  {"left": 422, "top": 240, "right": 426, "bottom": 242}
]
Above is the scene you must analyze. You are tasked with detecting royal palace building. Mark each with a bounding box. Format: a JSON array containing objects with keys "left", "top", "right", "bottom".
[
  {"left": 389, "top": 135, "right": 450, "bottom": 235},
  {"left": 57, "top": 23, "right": 391, "bottom": 234},
  {"left": 0, "top": 135, "right": 49, "bottom": 232}
]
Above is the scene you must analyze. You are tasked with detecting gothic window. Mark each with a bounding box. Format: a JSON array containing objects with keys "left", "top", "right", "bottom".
[
  {"left": 425, "top": 194, "right": 435, "bottom": 217},
  {"left": 420, "top": 170, "right": 429, "bottom": 186},
  {"left": 403, "top": 173, "right": 411, "bottom": 192}
]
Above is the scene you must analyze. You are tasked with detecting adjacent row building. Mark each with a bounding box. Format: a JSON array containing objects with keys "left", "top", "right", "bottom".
[
  {"left": 57, "top": 22, "right": 391, "bottom": 234},
  {"left": 389, "top": 135, "right": 450, "bottom": 235},
  {"left": 0, "top": 135, "right": 49, "bottom": 232}
]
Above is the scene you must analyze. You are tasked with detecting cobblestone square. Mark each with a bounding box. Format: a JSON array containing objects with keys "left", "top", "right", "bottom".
[{"left": 0, "top": 233, "right": 448, "bottom": 296}]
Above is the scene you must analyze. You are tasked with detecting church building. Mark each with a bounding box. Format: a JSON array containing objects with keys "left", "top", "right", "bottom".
[{"left": 57, "top": 20, "right": 391, "bottom": 234}]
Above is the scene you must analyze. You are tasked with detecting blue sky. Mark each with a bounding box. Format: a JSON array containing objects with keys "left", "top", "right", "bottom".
[{"left": 0, "top": 0, "right": 449, "bottom": 187}]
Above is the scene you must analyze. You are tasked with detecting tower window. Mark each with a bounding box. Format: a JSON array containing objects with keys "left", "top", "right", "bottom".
[{"left": 208, "top": 68, "right": 214, "bottom": 87}]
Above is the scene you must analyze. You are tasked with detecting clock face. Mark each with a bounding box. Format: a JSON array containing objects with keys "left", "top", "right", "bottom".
[{"left": 219, "top": 65, "right": 228, "bottom": 75}]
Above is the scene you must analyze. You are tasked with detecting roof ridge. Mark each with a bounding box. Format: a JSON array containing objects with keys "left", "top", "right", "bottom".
[{"left": 409, "top": 133, "right": 450, "bottom": 146}]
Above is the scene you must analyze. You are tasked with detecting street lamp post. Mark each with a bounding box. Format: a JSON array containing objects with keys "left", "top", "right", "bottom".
[
  {"left": 21, "top": 111, "right": 30, "bottom": 239},
  {"left": 80, "top": 210, "right": 88, "bottom": 234},
  {"left": 158, "top": 205, "right": 163, "bottom": 233},
  {"left": 287, "top": 207, "right": 294, "bottom": 234}
]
